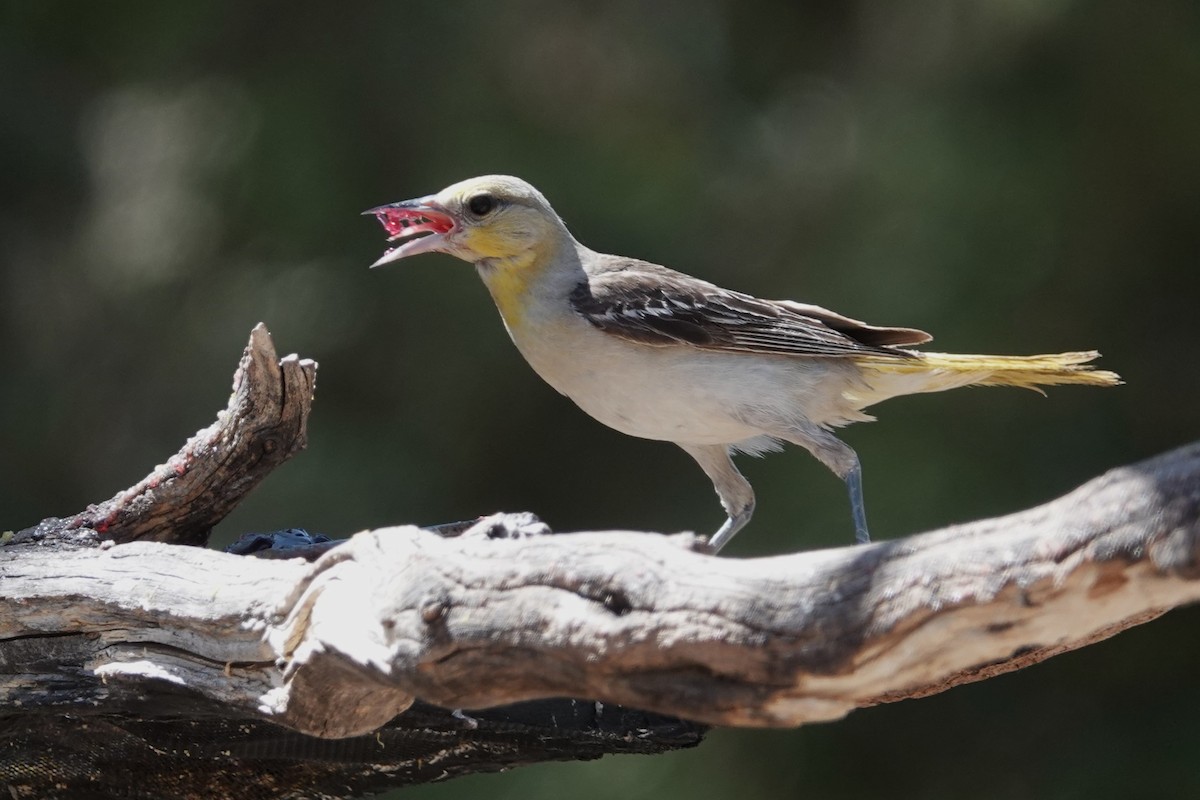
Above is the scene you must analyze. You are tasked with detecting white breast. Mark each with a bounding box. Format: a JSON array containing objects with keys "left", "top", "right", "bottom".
[{"left": 505, "top": 309, "right": 863, "bottom": 446}]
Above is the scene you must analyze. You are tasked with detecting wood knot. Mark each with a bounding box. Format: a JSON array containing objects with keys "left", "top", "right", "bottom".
[
  {"left": 1088, "top": 563, "right": 1129, "bottom": 599},
  {"left": 602, "top": 591, "right": 633, "bottom": 616},
  {"left": 420, "top": 596, "right": 449, "bottom": 624}
]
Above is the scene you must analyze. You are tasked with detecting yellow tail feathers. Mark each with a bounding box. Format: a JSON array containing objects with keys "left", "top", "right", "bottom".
[{"left": 855, "top": 350, "right": 1122, "bottom": 393}]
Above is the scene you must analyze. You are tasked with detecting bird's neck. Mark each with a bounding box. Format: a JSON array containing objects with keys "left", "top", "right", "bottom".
[{"left": 475, "top": 235, "right": 582, "bottom": 329}]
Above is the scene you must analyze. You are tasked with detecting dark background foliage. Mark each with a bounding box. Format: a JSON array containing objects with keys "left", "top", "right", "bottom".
[{"left": 3, "top": 2, "right": 1198, "bottom": 797}]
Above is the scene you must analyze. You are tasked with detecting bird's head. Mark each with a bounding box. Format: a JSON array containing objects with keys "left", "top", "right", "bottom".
[{"left": 365, "top": 175, "right": 570, "bottom": 268}]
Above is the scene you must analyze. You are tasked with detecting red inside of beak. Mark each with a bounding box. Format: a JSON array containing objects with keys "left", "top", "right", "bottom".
[{"left": 373, "top": 206, "right": 455, "bottom": 241}]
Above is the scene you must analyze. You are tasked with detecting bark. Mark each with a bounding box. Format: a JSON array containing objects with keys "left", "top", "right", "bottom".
[
  {"left": 3, "top": 325, "right": 1198, "bottom": 741},
  {"left": 17, "top": 323, "right": 315, "bottom": 548}
]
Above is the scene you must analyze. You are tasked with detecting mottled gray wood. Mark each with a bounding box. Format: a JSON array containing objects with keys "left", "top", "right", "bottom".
[
  {"left": 18, "top": 323, "right": 316, "bottom": 546},
  {"left": 2, "top": 324, "right": 1197, "bottom": 741},
  {"left": 2, "top": 445, "right": 1198, "bottom": 738}
]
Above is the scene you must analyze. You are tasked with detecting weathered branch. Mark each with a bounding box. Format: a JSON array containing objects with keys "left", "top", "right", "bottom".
[
  {"left": 1, "top": 325, "right": 711, "bottom": 800},
  {"left": 3, "top": 444, "right": 1198, "bottom": 736},
  {"left": 3, "top": 323, "right": 1197, "bottom": 750},
  {"left": 21, "top": 323, "right": 317, "bottom": 546}
]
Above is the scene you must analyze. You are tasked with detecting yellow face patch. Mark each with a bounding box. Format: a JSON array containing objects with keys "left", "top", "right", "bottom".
[
  {"left": 458, "top": 225, "right": 525, "bottom": 260},
  {"left": 477, "top": 251, "right": 544, "bottom": 328}
]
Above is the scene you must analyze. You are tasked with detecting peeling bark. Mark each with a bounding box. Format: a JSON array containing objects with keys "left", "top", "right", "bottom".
[
  {"left": 2, "top": 324, "right": 1197, "bottom": 764},
  {"left": 18, "top": 323, "right": 317, "bottom": 547},
  {"left": 4, "top": 445, "right": 1199, "bottom": 734}
]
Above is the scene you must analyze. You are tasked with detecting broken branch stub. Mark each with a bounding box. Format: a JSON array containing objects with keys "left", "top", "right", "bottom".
[{"left": 43, "top": 323, "right": 317, "bottom": 546}]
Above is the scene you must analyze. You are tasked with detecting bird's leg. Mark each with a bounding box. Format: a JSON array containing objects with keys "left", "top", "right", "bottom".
[
  {"left": 710, "top": 501, "right": 755, "bottom": 552},
  {"left": 780, "top": 422, "right": 870, "bottom": 544},
  {"left": 845, "top": 460, "right": 870, "bottom": 544},
  {"left": 678, "top": 443, "right": 755, "bottom": 553}
]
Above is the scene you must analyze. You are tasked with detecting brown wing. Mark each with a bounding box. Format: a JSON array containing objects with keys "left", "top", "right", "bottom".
[{"left": 569, "top": 256, "right": 931, "bottom": 359}]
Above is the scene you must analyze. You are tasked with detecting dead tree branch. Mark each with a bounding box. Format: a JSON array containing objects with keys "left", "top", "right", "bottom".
[
  {"left": 3, "top": 325, "right": 1197, "bottom": 743},
  {"left": 0, "top": 326, "right": 703, "bottom": 800},
  {"left": 28, "top": 323, "right": 316, "bottom": 547}
]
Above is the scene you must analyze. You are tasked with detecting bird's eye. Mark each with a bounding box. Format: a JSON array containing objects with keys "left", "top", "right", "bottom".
[{"left": 467, "top": 193, "right": 499, "bottom": 217}]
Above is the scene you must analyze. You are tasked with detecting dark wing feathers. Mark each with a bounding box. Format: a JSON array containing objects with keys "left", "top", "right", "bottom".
[
  {"left": 569, "top": 256, "right": 930, "bottom": 359},
  {"left": 772, "top": 300, "right": 932, "bottom": 348}
]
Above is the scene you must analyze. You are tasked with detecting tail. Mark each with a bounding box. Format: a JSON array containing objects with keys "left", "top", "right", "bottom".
[{"left": 853, "top": 350, "right": 1121, "bottom": 395}]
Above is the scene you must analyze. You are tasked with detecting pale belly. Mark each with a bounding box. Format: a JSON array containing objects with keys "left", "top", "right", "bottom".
[
  {"left": 507, "top": 316, "right": 859, "bottom": 445},
  {"left": 561, "top": 357, "right": 766, "bottom": 444}
]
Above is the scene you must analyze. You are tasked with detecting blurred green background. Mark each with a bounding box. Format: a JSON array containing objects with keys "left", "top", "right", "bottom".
[{"left": 3, "top": 1, "right": 1198, "bottom": 797}]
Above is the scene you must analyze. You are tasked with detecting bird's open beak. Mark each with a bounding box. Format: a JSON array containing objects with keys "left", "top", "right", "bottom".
[{"left": 362, "top": 196, "right": 456, "bottom": 268}]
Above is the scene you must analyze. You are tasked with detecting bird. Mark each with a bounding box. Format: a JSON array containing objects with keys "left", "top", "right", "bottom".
[{"left": 364, "top": 175, "right": 1120, "bottom": 552}]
